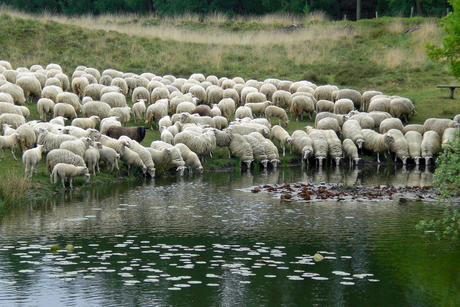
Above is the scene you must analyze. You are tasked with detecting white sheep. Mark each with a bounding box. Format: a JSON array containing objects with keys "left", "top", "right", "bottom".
[
  {"left": 81, "top": 100, "right": 111, "bottom": 119},
  {"left": 16, "top": 124, "right": 37, "bottom": 152},
  {"left": 179, "top": 112, "right": 215, "bottom": 128},
  {"left": 0, "top": 92, "right": 14, "bottom": 104},
  {"left": 235, "top": 106, "right": 253, "bottom": 119},
  {"left": 37, "top": 128, "right": 78, "bottom": 153},
  {"left": 89, "top": 132, "right": 130, "bottom": 156},
  {"left": 260, "top": 83, "right": 277, "bottom": 101},
  {"left": 442, "top": 127, "right": 458, "bottom": 153},
  {"left": 229, "top": 133, "right": 254, "bottom": 169},
  {"left": 42, "top": 85, "right": 63, "bottom": 103},
  {"left": 342, "top": 138, "right": 360, "bottom": 165},
  {"left": 59, "top": 137, "right": 95, "bottom": 157},
  {"left": 265, "top": 105, "right": 289, "bottom": 127},
  {"left": 2, "top": 124, "right": 16, "bottom": 136},
  {"left": 120, "top": 147, "right": 147, "bottom": 176},
  {"left": 361, "top": 129, "right": 395, "bottom": 163},
  {"left": 244, "top": 101, "right": 272, "bottom": 117},
  {"left": 50, "top": 163, "right": 90, "bottom": 189},
  {"left": 71, "top": 115, "right": 100, "bottom": 129},
  {"left": 100, "top": 116, "right": 121, "bottom": 135},
  {"left": 108, "top": 107, "right": 131, "bottom": 126},
  {"left": 367, "top": 97, "right": 391, "bottom": 113},
  {"left": 150, "top": 141, "right": 186, "bottom": 175},
  {"left": 349, "top": 112, "right": 375, "bottom": 129},
  {"left": 111, "top": 77, "right": 128, "bottom": 95},
  {"left": 151, "top": 86, "right": 170, "bottom": 104},
  {"left": 290, "top": 95, "right": 315, "bottom": 121},
  {"left": 402, "top": 124, "right": 426, "bottom": 135},
  {"left": 0, "top": 133, "right": 20, "bottom": 160},
  {"left": 228, "top": 122, "right": 270, "bottom": 138},
  {"left": 248, "top": 131, "right": 280, "bottom": 167},
  {"left": 271, "top": 125, "right": 293, "bottom": 157},
  {"left": 390, "top": 97, "right": 416, "bottom": 122},
  {"left": 53, "top": 103, "right": 77, "bottom": 121},
  {"left": 72, "top": 77, "right": 90, "bottom": 97},
  {"left": 217, "top": 98, "right": 236, "bottom": 121},
  {"left": 342, "top": 119, "right": 365, "bottom": 149},
  {"left": 49, "top": 116, "right": 67, "bottom": 126},
  {"left": 214, "top": 128, "right": 234, "bottom": 158},
  {"left": 84, "top": 142, "right": 103, "bottom": 175},
  {"left": 272, "top": 90, "right": 291, "bottom": 108},
  {"left": 334, "top": 98, "right": 355, "bottom": 114},
  {"left": 316, "top": 117, "right": 341, "bottom": 135},
  {"left": 423, "top": 118, "right": 459, "bottom": 138},
  {"left": 173, "top": 129, "right": 216, "bottom": 162},
  {"left": 83, "top": 83, "right": 104, "bottom": 100},
  {"left": 368, "top": 111, "right": 392, "bottom": 127},
  {"left": 361, "top": 90, "right": 383, "bottom": 111},
  {"left": 316, "top": 99, "right": 335, "bottom": 113},
  {"left": 306, "top": 128, "right": 328, "bottom": 166},
  {"left": 145, "top": 99, "right": 169, "bottom": 130},
  {"left": 100, "top": 92, "right": 127, "bottom": 108},
  {"left": 0, "top": 113, "right": 25, "bottom": 133},
  {"left": 160, "top": 126, "right": 174, "bottom": 144},
  {"left": 387, "top": 129, "right": 410, "bottom": 164},
  {"left": 119, "top": 136, "right": 156, "bottom": 178},
  {"left": 207, "top": 87, "right": 224, "bottom": 105},
  {"left": 132, "top": 99, "right": 147, "bottom": 124},
  {"left": 320, "top": 129, "right": 343, "bottom": 166},
  {"left": 0, "top": 83, "right": 26, "bottom": 105},
  {"left": 421, "top": 130, "right": 441, "bottom": 165},
  {"left": 45, "top": 148, "right": 86, "bottom": 173},
  {"left": 176, "top": 101, "right": 196, "bottom": 114},
  {"left": 212, "top": 116, "right": 228, "bottom": 130},
  {"left": 335, "top": 89, "right": 362, "bottom": 110},
  {"left": 222, "top": 89, "right": 240, "bottom": 106},
  {"left": 56, "top": 92, "right": 82, "bottom": 114},
  {"left": 16, "top": 75, "right": 42, "bottom": 102},
  {"left": 22, "top": 144, "right": 44, "bottom": 177},
  {"left": 379, "top": 117, "right": 404, "bottom": 134},
  {"left": 98, "top": 144, "right": 120, "bottom": 171},
  {"left": 175, "top": 143, "right": 203, "bottom": 173},
  {"left": 404, "top": 131, "right": 423, "bottom": 165},
  {"left": 290, "top": 130, "right": 313, "bottom": 162},
  {"left": 132, "top": 87, "right": 150, "bottom": 105}
]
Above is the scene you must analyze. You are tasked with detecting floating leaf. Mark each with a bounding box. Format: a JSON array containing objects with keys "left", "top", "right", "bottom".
[
  {"left": 50, "top": 245, "right": 60, "bottom": 252},
  {"left": 313, "top": 253, "right": 324, "bottom": 262},
  {"left": 65, "top": 244, "right": 74, "bottom": 253}
]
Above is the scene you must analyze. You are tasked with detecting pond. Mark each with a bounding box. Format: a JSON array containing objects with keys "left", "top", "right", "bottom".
[{"left": 0, "top": 165, "right": 459, "bottom": 307}]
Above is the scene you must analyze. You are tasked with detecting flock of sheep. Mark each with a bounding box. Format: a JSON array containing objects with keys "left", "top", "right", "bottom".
[{"left": 0, "top": 59, "right": 459, "bottom": 188}]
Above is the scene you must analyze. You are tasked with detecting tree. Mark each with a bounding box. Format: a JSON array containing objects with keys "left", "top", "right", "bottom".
[{"left": 426, "top": 0, "right": 460, "bottom": 78}]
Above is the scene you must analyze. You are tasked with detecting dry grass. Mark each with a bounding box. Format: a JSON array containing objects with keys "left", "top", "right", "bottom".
[
  {"left": 0, "top": 170, "right": 30, "bottom": 208},
  {"left": 385, "top": 19, "right": 405, "bottom": 33}
]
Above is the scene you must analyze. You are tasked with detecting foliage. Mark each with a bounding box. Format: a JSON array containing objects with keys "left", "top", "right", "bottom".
[
  {"left": 426, "top": 0, "right": 460, "bottom": 78},
  {"left": 0, "top": 170, "right": 29, "bottom": 209},
  {"left": 416, "top": 131, "right": 460, "bottom": 240}
]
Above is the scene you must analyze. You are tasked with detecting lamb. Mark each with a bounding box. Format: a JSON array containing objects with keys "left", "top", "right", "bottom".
[
  {"left": 50, "top": 163, "right": 90, "bottom": 189},
  {"left": 361, "top": 129, "right": 395, "bottom": 163},
  {"left": 217, "top": 98, "right": 236, "bottom": 120},
  {"left": 421, "top": 130, "right": 441, "bottom": 165},
  {"left": 120, "top": 147, "right": 148, "bottom": 176},
  {"left": 290, "top": 95, "right": 315, "bottom": 121},
  {"left": 290, "top": 130, "right": 313, "bottom": 163},
  {"left": 108, "top": 106, "right": 131, "bottom": 126},
  {"left": 0, "top": 133, "right": 20, "bottom": 160},
  {"left": 334, "top": 98, "right": 355, "bottom": 114},
  {"left": 145, "top": 99, "right": 169, "bottom": 130},
  {"left": 390, "top": 97, "right": 416, "bottom": 122},
  {"left": 22, "top": 144, "right": 44, "bottom": 177},
  {"left": 265, "top": 105, "right": 289, "bottom": 127},
  {"left": 320, "top": 129, "right": 343, "bottom": 166},
  {"left": 379, "top": 117, "right": 404, "bottom": 134},
  {"left": 316, "top": 117, "right": 341, "bottom": 135},
  {"left": 173, "top": 129, "right": 216, "bottom": 162},
  {"left": 16, "top": 75, "right": 42, "bottom": 102},
  {"left": 53, "top": 103, "right": 77, "bottom": 121},
  {"left": 150, "top": 141, "right": 186, "bottom": 176},
  {"left": 81, "top": 100, "right": 111, "bottom": 119},
  {"left": 402, "top": 124, "right": 426, "bottom": 135},
  {"left": 334, "top": 89, "right": 362, "bottom": 110},
  {"left": 387, "top": 129, "right": 410, "bottom": 164},
  {"left": 179, "top": 112, "right": 215, "bottom": 128},
  {"left": 84, "top": 142, "right": 103, "bottom": 175},
  {"left": 306, "top": 128, "right": 328, "bottom": 166},
  {"left": 342, "top": 138, "right": 360, "bottom": 165},
  {"left": 100, "top": 116, "right": 121, "bottom": 135},
  {"left": 229, "top": 133, "right": 254, "bottom": 169},
  {"left": 59, "top": 137, "right": 95, "bottom": 157},
  {"left": 100, "top": 92, "right": 127, "bottom": 108},
  {"left": 132, "top": 99, "right": 147, "bottom": 124},
  {"left": 342, "top": 119, "right": 365, "bottom": 149},
  {"left": 272, "top": 90, "right": 291, "bottom": 108},
  {"left": 119, "top": 136, "right": 155, "bottom": 178},
  {"left": 271, "top": 125, "right": 293, "bottom": 157},
  {"left": 160, "top": 126, "right": 174, "bottom": 144},
  {"left": 36, "top": 128, "right": 77, "bottom": 153},
  {"left": 45, "top": 148, "right": 86, "bottom": 173},
  {"left": 175, "top": 143, "right": 203, "bottom": 173},
  {"left": 423, "top": 118, "right": 459, "bottom": 138},
  {"left": 98, "top": 144, "right": 120, "bottom": 171},
  {"left": 2, "top": 124, "right": 16, "bottom": 136},
  {"left": 56, "top": 92, "right": 82, "bottom": 113},
  {"left": 235, "top": 106, "right": 253, "bottom": 119},
  {"left": 71, "top": 115, "right": 100, "bottom": 130},
  {"left": 0, "top": 83, "right": 26, "bottom": 105},
  {"left": 404, "top": 131, "right": 423, "bottom": 165},
  {"left": 316, "top": 100, "right": 335, "bottom": 113}
]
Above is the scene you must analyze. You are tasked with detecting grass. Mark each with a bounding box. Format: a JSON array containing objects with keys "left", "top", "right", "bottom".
[{"left": 0, "top": 7, "right": 459, "bottom": 207}]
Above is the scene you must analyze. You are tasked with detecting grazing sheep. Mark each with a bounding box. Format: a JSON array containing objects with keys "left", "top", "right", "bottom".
[
  {"left": 111, "top": 77, "right": 128, "bottom": 95},
  {"left": 81, "top": 100, "right": 111, "bottom": 119},
  {"left": 271, "top": 125, "right": 293, "bottom": 157},
  {"left": 390, "top": 97, "right": 416, "bottom": 122},
  {"left": 132, "top": 87, "right": 150, "bottom": 105},
  {"left": 150, "top": 141, "right": 186, "bottom": 175},
  {"left": 248, "top": 131, "right": 280, "bottom": 167},
  {"left": 22, "top": 144, "right": 44, "bottom": 177},
  {"left": 229, "top": 133, "right": 254, "bottom": 169},
  {"left": 100, "top": 92, "right": 127, "bottom": 108},
  {"left": 316, "top": 99, "right": 335, "bottom": 113},
  {"left": 335, "top": 89, "right": 362, "bottom": 110},
  {"left": 145, "top": 99, "right": 169, "bottom": 130},
  {"left": 442, "top": 127, "right": 458, "bottom": 153},
  {"left": 349, "top": 112, "right": 375, "bottom": 129},
  {"left": 217, "top": 98, "right": 236, "bottom": 121},
  {"left": 160, "top": 126, "right": 174, "bottom": 144},
  {"left": 222, "top": 88, "right": 240, "bottom": 106},
  {"left": 260, "top": 83, "right": 277, "bottom": 101},
  {"left": 235, "top": 106, "right": 253, "bottom": 119},
  {"left": 56, "top": 92, "right": 82, "bottom": 114},
  {"left": 245, "top": 92, "right": 267, "bottom": 104},
  {"left": 45, "top": 148, "right": 86, "bottom": 173},
  {"left": 53, "top": 103, "right": 77, "bottom": 121},
  {"left": 387, "top": 129, "right": 410, "bottom": 164},
  {"left": 83, "top": 83, "right": 104, "bottom": 100},
  {"left": 151, "top": 86, "right": 170, "bottom": 104},
  {"left": 16, "top": 124, "right": 36, "bottom": 152},
  {"left": 16, "top": 75, "right": 42, "bottom": 102},
  {"left": 342, "top": 119, "right": 365, "bottom": 149},
  {"left": 0, "top": 133, "right": 20, "bottom": 160},
  {"left": 368, "top": 111, "right": 393, "bottom": 128},
  {"left": 173, "top": 129, "right": 216, "bottom": 162},
  {"left": 132, "top": 99, "right": 147, "bottom": 124},
  {"left": 90, "top": 133, "right": 131, "bottom": 158},
  {"left": 244, "top": 101, "right": 272, "bottom": 118},
  {"left": 0, "top": 113, "right": 26, "bottom": 133},
  {"left": 290, "top": 130, "right": 313, "bottom": 162},
  {"left": 272, "top": 90, "right": 291, "bottom": 108},
  {"left": 188, "top": 85, "right": 206, "bottom": 105},
  {"left": 379, "top": 117, "right": 404, "bottom": 134},
  {"left": 0, "top": 92, "right": 14, "bottom": 104},
  {"left": 0, "top": 101, "right": 24, "bottom": 116},
  {"left": 306, "top": 128, "right": 328, "bottom": 166},
  {"left": 179, "top": 112, "right": 215, "bottom": 128},
  {"left": 423, "top": 118, "right": 459, "bottom": 138},
  {"left": 19, "top": 105, "right": 30, "bottom": 119},
  {"left": 50, "top": 163, "right": 90, "bottom": 189},
  {"left": 84, "top": 142, "right": 103, "bottom": 175},
  {"left": 316, "top": 117, "right": 341, "bottom": 135},
  {"left": 72, "top": 77, "right": 90, "bottom": 97},
  {"left": 0, "top": 83, "right": 26, "bottom": 105},
  {"left": 321, "top": 129, "right": 343, "bottom": 166},
  {"left": 214, "top": 128, "right": 234, "bottom": 158},
  {"left": 108, "top": 106, "right": 131, "bottom": 126},
  {"left": 402, "top": 124, "right": 426, "bottom": 135},
  {"left": 176, "top": 101, "right": 197, "bottom": 114},
  {"left": 290, "top": 95, "right": 316, "bottom": 121},
  {"left": 71, "top": 115, "right": 100, "bottom": 129},
  {"left": 334, "top": 98, "right": 355, "bottom": 115},
  {"left": 404, "top": 131, "right": 423, "bottom": 165},
  {"left": 228, "top": 122, "right": 270, "bottom": 138},
  {"left": 243, "top": 134, "right": 269, "bottom": 168},
  {"left": 367, "top": 97, "right": 391, "bottom": 113},
  {"left": 42, "top": 85, "right": 63, "bottom": 103},
  {"left": 421, "top": 130, "right": 441, "bottom": 165},
  {"left": 59, "top": 137, "right": 95, "bottom": 157},
  {"left": 99, "top": 116, "right": 121, "bottom": 135},
  {"left": 314, "top": 112, "right": 347, "bottom": 127},
  {"left": 207, "top": 87, "right": 224, "bottom": 105},
  {"left": 98, "top": 144, "right": 120, "bottom": 171},
  {"left": 342, "top": 138, "right": 360, "bottom": 165},
  {"left": 175, "top": 143, "right": 203, "bottom": 173},
  {"left": 210, "top": 104, "right": 222, "bottom": 118},
  {"left": 119, "top": 136, "right": 155, "bottom": 178},
  {"left": 2, "top": 124, "right": 16, "bottom": 136},
  {"left": 120, "top": 147, "right": 147, "bottom": 175},
  {"left": 158, "top": 115, "right": 172, "bottom": 129},
  {"left": 361, "top": 90, "right": 383, "bottom": 111},
  {"left": 314, "top": 85, "right": 338, "bottom": 101},
  {"left": 361, "top": 129, "right": 395, "bottom": 163},
  {"left": 265, "top": 105, "right": 289, "bottom": 127}
]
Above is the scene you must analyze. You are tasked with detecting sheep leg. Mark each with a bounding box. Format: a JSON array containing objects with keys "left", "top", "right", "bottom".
[
  {"left": 282, "top": 146, "right": 286, "bottom": 157},
  {"left": 1, "top": 149, "right": 4, "bottom": 160},
  {"left": 69, "top": 177, "right": 73, "bottom": 189},
  {"left": 61, "top": 176, "right": 66, "bottom": 189},
  {"left": 10, "top": 148, "right": 17, "bottom": 161}
]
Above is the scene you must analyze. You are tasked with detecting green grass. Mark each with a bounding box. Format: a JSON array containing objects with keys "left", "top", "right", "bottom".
[{"left": 0, "top": 10, "right": 459, "bottom": 206}]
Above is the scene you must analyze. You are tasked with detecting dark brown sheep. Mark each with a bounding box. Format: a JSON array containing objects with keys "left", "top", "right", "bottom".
[
  {"left": 192, "top": 105, "right": 212, "bottom": 117},
  {"left": 106, "top": 126, "right": 146, "bottom": 143}
]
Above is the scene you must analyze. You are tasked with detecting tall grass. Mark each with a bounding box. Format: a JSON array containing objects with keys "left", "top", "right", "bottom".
[{"left": 0, "top": 170, "right": 29, "bottom": 208}]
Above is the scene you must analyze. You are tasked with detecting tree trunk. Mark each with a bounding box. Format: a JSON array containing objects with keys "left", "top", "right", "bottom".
[
  {"left": 416, "top": 0, "right": 423, "bottom": 16},
  {"left": 147, "top": 0, "right": 153, "bottom": 14},
  {"left": 356, "top": 0, "right": 361, "bottom": 21}
]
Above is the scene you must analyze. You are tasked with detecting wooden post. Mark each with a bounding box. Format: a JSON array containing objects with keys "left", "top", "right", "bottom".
[
  {"left": 344, "top": 14, "right": 347, "bottom": 21},
  {"left": 376, "top": 11, "right": 378, "bottom": 19},
  {"left": 410, "top": 7, "right": 414, "bottom": 18}
]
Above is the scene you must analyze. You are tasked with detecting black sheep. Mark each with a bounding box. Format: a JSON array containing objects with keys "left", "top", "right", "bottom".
[{"left": 106, "top": 126, "right": 146, "bottom": 143}]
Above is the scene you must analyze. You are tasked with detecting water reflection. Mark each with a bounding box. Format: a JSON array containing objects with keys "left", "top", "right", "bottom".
[{"left": 0, "top": 166, "right": 458, "bottom": 306}]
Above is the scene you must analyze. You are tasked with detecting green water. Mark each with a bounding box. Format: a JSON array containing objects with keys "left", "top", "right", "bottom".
[{"left": 0, "top": 165, "right": 459, "bottom": 306}]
